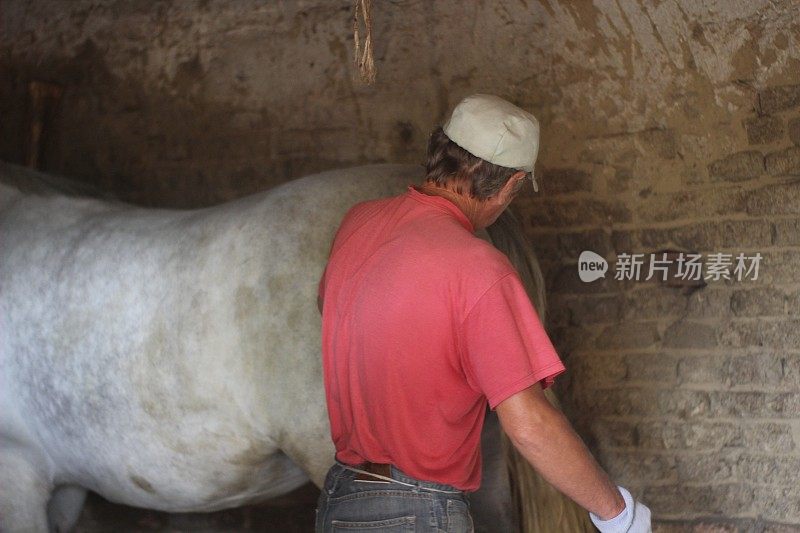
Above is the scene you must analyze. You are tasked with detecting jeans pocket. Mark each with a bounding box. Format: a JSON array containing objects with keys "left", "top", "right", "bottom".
[
  {"left": 331, "top": 515, "right": 416, "bottom": 531},
  {"left": 446, "top": 499, "right": 474, "bottom": 533}
]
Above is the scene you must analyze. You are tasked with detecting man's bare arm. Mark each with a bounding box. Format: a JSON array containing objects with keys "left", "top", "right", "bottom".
[{"left": 496, "top": 383, "right": 625, "bottom": 520}]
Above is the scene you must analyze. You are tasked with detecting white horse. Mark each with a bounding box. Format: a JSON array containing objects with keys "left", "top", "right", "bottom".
[{"left": 0, "top": 161, "right": 590, "bottom": 532}]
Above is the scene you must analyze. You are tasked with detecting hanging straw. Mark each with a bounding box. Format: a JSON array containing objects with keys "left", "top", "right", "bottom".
[{"left": 353, "top": 0, "right": 376, "bottom": 84}]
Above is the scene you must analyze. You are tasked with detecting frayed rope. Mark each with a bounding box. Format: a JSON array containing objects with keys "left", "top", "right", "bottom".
[{"left": 353, "top": 0, "right": 376, "bottom": 84}]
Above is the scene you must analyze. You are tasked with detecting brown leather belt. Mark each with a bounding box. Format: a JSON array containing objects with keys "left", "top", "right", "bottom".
[{"left": 354, "top": 461, "right": 392, "bottom": 482}]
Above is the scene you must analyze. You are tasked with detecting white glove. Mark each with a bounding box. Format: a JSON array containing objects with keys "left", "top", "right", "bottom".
[{"left": 589, "top": 486, "right": 651, "bottom": 533}]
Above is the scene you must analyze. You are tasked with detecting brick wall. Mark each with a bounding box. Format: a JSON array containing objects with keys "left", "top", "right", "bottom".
[
  {"left": 2, "top": 0, "right": 800, "bottom": 530},
  {"left": 520, "top": 86, "right": 800, "bottom": 528}
]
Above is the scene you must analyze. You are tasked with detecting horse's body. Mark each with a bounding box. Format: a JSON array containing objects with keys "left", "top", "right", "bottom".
[
  {"left": 1, "top": 161, "right": 596, "bottom": 532},
  {"left": 1, "top": 162, "right": 532, "bottom": 532}
]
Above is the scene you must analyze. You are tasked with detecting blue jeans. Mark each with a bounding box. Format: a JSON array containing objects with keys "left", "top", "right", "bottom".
[{"left": 315, "top": 461, "right": 474, "bottom": 532}]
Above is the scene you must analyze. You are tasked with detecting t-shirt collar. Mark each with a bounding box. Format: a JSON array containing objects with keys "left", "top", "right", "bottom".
[{"left": 406, "top": 185, "right": 474, "bottom": 232}]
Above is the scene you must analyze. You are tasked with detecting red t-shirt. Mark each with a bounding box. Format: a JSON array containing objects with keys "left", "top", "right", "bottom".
[{"left": 318, "top": 186, "right": 565, "bottom": 491}]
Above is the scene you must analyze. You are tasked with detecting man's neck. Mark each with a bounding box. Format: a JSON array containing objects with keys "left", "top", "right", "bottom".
[{"left": 415, "top": 182, "right": 482, "bottom": 230}]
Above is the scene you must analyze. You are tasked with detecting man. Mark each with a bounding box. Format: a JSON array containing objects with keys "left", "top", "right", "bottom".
[{"left": 316, "top": 94, "right": 651, "bottom": 532}]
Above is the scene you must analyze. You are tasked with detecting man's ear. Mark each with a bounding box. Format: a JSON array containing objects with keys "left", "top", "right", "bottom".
[{"left": 497, "top": 171, "right": 528, "bottom": 204}]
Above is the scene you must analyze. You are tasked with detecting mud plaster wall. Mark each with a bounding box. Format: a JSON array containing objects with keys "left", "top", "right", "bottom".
[{"left": 3, "top": 0, "right": 800, "bottom": 529}]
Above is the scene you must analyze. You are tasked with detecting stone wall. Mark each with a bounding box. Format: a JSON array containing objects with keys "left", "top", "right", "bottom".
[
  {"left": 2, "top": 0, "right": 800, "bottom": 530},
  {"left": 534, "top": 85, "right": 800, "bottom": 529}
]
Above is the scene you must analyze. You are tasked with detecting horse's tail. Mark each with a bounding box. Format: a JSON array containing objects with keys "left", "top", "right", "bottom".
[{"left": 486, "top": 210, "right": 595, "bottom": 533}]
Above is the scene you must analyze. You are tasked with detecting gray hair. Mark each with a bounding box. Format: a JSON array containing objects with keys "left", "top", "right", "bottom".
[{"left": 424, "top": 127, "right": 528, "bottom": 200}]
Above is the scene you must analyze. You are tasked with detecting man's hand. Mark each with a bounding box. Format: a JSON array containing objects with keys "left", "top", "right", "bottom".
[
  {"left": 496, "top": 383, "right": 629, "bottom": 520},
  {"left": 590, "top": 486, "right": 652, "bottom": 533}
]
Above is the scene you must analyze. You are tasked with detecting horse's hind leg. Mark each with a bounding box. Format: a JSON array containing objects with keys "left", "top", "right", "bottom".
[
  {"left": 47, "top": 485, "right": 86, "bottom": 533},
  {"left": 0, "top": 442, "right": 52, "bottom": 533}
]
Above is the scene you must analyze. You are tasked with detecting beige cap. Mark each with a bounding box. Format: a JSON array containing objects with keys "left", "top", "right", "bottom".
[{"left": 443, "top": 94, "right": 540, "bottom": 191}]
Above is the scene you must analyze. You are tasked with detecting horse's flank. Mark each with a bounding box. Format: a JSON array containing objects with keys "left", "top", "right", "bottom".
[{"left": 0, "top": 162, "right": 410, "bottom": 514}]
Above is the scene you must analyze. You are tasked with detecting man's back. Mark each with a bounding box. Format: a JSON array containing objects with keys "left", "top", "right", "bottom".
[{"left": 319, "top": 186, "right": 564, "bottom": 491}]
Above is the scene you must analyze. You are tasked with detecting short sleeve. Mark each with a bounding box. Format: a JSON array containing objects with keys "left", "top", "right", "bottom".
[{"left": 460, "top": 273, "right": 565, "bottom": 410}]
